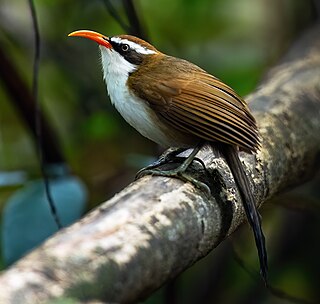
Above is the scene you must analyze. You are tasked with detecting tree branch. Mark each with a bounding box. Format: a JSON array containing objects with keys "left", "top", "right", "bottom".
[{"left": 0, "top": 25, "right": 319, "bottom": 304}]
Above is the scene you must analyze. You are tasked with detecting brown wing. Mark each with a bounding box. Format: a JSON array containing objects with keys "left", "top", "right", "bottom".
[{"left": 128, "top": 55, "right": 260, "bottom": 153}]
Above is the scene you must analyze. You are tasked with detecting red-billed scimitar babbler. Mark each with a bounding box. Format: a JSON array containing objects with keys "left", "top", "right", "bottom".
[{"left": 68, "top": 30, "right": 268, "bottom": 283}]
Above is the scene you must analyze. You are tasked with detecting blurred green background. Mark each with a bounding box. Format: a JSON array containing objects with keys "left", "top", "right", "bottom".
[{"left": 0, "top": 0, "right": 319, "bottom": 303}]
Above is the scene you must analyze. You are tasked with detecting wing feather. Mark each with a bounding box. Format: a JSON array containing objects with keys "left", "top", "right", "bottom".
[
  {"left": 167, "top": 104, "right": 257, "bottom": 148},
  {"left": 170, "top": 101, "right": 258, "bottom": 145},
  {"left": 128, "top": 55, "right": 260, "bottom": 152}
]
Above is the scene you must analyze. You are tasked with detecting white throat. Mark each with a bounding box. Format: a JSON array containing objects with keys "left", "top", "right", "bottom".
[
  {"left": 99, "top": 45, "right": 137, "bottom": 99},
  {"left": 99, "top": 46, "right": 175, "bottom": 147}
]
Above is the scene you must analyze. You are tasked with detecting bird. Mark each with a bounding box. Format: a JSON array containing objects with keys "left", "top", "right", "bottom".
[{"left": 68, "top": 29, "right": 268, "bottom": 284}]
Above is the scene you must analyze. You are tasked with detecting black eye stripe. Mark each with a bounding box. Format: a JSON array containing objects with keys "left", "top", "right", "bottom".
[
  {"left": 109, "top": 39, "right": 144, "bottom": 65},
  {"left": 109, "top": 40, "right": 128, "bottom": 54}
]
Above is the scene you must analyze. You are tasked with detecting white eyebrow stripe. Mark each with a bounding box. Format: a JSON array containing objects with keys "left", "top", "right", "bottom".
[{"left": 110, "top": 37, "right": 157, "bottom": 55}]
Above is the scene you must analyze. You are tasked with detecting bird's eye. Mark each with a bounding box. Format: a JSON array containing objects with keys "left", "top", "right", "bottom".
[{"left": 121, "top": 44, "right": 129, "bottom": 52}]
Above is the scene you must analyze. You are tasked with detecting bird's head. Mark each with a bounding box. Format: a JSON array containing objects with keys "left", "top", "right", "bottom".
[{"left": 68, "top": 30, "right": 159, "bottom": 78}]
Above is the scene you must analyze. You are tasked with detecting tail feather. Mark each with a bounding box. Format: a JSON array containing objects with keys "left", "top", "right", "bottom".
[{"left": 222, "top": 144, "right": 268, "bottom": 284}]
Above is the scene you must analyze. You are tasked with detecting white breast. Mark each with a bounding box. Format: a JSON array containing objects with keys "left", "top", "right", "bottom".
[{"left": 99, "top": 46, "right": 176, "bottom": 147}]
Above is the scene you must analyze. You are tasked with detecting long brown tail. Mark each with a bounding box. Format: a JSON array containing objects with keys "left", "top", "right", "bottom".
[{"left": 221, "top": 144, "right": 268, "bottom": 284}]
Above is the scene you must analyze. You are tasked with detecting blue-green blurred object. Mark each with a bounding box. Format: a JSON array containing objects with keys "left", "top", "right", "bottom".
[
  {"left": 0, "top": 171, "right": 27, "bottom": 186},
  {"left": 1, "top": 165, "right": 88, "bottom": 265}
]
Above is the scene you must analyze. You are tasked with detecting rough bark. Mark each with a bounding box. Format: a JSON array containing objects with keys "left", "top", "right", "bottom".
[{"left": 0, "top": 25, "right": 320, "bottom": 304}]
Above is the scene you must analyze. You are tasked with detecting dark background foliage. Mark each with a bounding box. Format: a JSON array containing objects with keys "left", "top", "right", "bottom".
[{"left": 0, "top": 0, "right": 319, "bottom": 303}]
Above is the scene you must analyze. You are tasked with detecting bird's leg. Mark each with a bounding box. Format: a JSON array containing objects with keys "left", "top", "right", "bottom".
[{"left": 136, "top": 144, "right": 210, "bottom": 194}]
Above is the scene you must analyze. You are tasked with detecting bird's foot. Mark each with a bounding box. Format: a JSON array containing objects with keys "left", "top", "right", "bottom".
[
  {"left": 138, "top": 166, "right": 211, "bottom": 195},
  {"left": 135, "top": 147, "right": 186, "bottom": 179},
  {"left": 136, "top": 156, "right": 207, "bottom": 179},
  {"left": 136, "top": 144, "right": 211, "bottom": 195}
]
